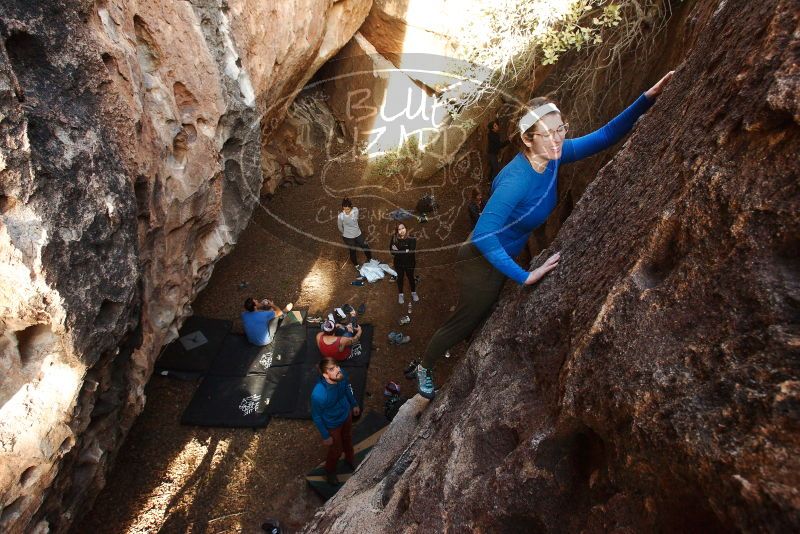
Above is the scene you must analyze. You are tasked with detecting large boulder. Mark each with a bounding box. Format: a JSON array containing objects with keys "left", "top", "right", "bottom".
[
  {"left": 0, "top": 0, "right": 370, "bottom": 532},
  {"left": 303, "top": 0, "right": 800, "bottom": 531}
]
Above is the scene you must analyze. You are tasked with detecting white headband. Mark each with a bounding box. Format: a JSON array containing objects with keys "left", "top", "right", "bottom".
[{"left": 518, "top": 103, "right": 560, "bottom": 134}]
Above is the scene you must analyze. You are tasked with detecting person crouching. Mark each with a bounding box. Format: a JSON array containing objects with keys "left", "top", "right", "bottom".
[{"left": 317, "top": 318, "right": 362, "bottom": 361}]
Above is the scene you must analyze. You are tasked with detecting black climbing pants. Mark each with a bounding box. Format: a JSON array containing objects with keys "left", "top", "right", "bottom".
[
  {"left": 395, "top": 263, "right": 416, "bottom": 293},
  {"left": 342, "top": 234, "right": 372, "bottom": 266},
  {"left": 422, "top": 241, "right": 506, "bottom": 370}
]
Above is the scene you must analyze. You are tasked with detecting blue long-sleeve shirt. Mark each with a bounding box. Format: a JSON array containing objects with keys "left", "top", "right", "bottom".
[
  {"left": 310, "top": 372, "right": 357, "bottom": 439},
  {"left": 472, "top": 93, "right": 654, "bottom": 284}
]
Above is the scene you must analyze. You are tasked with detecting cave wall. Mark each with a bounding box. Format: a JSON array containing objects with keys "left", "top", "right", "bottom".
[
  {"left": 0, "top": 0, "right": 371, "bottom": 532},
  {"left": 304, "top": 0, "right": 800, "bottom": 531}
]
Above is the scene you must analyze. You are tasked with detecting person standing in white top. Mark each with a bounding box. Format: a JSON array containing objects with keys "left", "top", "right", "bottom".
[{"left": 337, "top": 197, "right": 372, "bottom": 269}]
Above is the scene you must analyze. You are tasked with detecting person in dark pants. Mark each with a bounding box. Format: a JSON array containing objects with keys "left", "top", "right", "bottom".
[
  {"left": 389, "top": 222, "right": 418, "bottom": 304},
  {"left": 337, "top": 197, "right": 372, "bottom": 270},
  {"left": 467, "top": 188, "right": 486, "bottom": 229},
  {"left": 487, "top": 120, "right": 508, "bottom": 179},
  {"left": 311, "top": 358, "right": 361, "bottom": 485},
  {"left": 414, "top": 71, "right": 675, "bottom": 400}
]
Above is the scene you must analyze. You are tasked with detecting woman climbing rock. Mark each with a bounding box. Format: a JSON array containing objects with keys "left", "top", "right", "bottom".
[{"left": 414, "top": 71, "right": 675, "bottom": 399}]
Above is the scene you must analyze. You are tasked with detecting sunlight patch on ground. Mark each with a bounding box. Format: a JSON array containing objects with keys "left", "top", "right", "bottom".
[
  {"left": 127, "top": 435, "right": 235, "bottom": 533},
  {"left": 299, "top": 257, "right": 336, "bottom": 312}
]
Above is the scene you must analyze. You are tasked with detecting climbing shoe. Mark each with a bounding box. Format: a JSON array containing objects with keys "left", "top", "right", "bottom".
[
  {"left": 389, "top": 332, "right": 411, "bottom": 345},
  {"left": 411, "top": 291, "right": 419, "bottom": 302},
  {"left": 403, "top": 359, "right": 420, "bottom": 380},
  {"left": 416, "top": 364, "right": 435, "bottom": 400},
  {"left": 398, "top": 293, "right": 405, "bottom": 304}
]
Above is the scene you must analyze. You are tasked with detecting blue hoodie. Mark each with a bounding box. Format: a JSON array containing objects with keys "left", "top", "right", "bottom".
[
  {"left": 473, "top": 93, "right": 654, "bottom": 284},
  {"left": 310, "top": 371, "right": 357, "bottom": 439}
]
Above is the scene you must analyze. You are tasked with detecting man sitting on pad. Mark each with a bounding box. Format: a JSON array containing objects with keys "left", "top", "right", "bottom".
[{"left": 241, "top": 297, "right": 293, "bottom": 346}]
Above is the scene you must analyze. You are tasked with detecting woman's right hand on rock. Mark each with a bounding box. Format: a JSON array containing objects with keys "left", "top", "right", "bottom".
[
  {"left": 645, "top": 70, "right": 674, "bottom": 99},
  {"left": 524, "top": 252, "right": 560, "bottom": 286}
]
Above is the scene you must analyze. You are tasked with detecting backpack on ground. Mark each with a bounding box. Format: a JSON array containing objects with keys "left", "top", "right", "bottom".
[
  {"left": 415, "top": 193, "right": 438, "bottom": 214},
  {"left": 384, "top": 395, "right": 408, "bottom": 421}
]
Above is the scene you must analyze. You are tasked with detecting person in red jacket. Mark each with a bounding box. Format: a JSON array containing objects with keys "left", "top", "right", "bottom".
[{"left": 316, "top": 319, "right": 362, "bottom": 361}]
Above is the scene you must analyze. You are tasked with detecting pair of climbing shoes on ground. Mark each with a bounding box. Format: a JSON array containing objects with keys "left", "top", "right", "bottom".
[{"left": 388, "top": 331, "right": 411, "bottom": 345}]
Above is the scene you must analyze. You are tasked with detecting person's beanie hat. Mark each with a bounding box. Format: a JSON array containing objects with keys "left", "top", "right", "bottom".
[{"left": 322, "top": 320, "right": 335, "bottom": 333}]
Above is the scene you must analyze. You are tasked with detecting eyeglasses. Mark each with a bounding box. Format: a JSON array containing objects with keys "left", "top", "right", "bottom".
[{"left": 529, "top": 123, "right": 569, "bottom": 139}]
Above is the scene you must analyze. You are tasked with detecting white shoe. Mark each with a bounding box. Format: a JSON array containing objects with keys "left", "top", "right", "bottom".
[
  {"left": 398, "top": 293, "right": 405, "bottom": 304},
  {"left": 411, "top": 292, "right": 419, "bottom": 302}
]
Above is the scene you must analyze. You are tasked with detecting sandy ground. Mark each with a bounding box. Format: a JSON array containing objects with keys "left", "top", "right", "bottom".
[{"left": 76, "top": 145, "right": 494, "bottom": 532}]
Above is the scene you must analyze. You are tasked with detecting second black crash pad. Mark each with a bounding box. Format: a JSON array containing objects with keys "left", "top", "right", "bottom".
[{"left": 180, "top": 374, "right": 273, "bottom": 428}]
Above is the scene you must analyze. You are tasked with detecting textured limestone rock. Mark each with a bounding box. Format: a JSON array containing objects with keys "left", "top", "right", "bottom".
[
  {"left": 0, "top": 0, "right": 369, "bottom": 532},
  {"left": 359, "top": 0, "right": 469, "bottom": 70},
  {"left": 304, "top": 0, "right": 800, "bottom": 531},
  {"left": 261, "top": 92, "right": 342, "bottom": 195}
]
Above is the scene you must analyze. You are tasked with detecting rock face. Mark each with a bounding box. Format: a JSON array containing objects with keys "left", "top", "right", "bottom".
[
  {"left": 0, "top": 0, "right": 369, "bottom": 532},
  {"left": 261, "top": 91, "right": 342, "bottom": 195},
  {"left": 304, "top": 0, "right": 800, "bottom": 531},
  {"left": 359, "top": 0, "right": 469, "bottom": 68}
]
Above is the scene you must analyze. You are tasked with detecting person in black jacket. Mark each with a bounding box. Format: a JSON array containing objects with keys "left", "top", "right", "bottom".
[
  {"left": 389, "top": 222, "right": 418, "bottom": 304},
  {"left": 487, "top": 120, "right": 508, "bottom": 179},
  {"left": 467, "top": 188, "right": 486, "bottom": 229}
]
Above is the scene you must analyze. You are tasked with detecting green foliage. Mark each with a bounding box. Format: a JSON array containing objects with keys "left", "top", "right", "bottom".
[
  {"left": 366, "top": 135, "right": 421, "bottom": 179},
  {"left": 447, "top": 0, "right": 670, "bottom": 112},
  {"left": 538, "top": 3, "right": 623, "bottom": 65}
]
